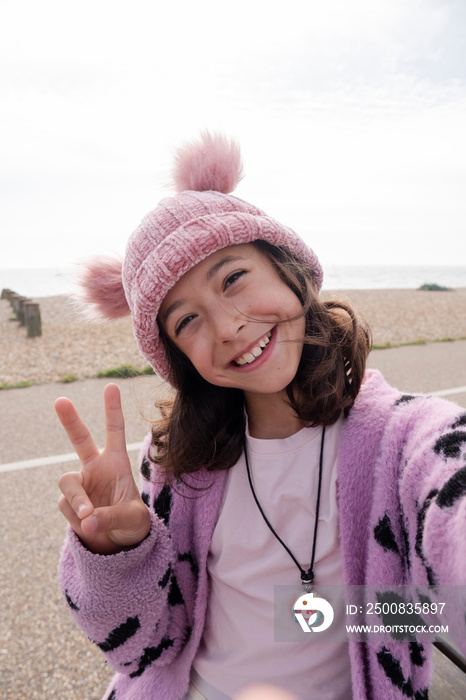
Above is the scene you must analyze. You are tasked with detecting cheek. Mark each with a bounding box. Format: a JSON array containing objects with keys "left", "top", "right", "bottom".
[
  {"left": 268, "top": 284, "right": 303, "bottom": 320},
  {"left": 191, "top": 358, "right": 228, "bottom": 389},
  {"left": 180, "top": 340, "right": 212, "bottom": 376}
]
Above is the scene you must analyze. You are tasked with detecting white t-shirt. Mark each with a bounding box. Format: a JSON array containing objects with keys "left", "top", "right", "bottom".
[{"left": 192, "top": 417, "right": 352, "bottom": 700}]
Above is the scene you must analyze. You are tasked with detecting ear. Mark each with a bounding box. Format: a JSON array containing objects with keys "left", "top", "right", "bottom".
[{"left": 74, "top": 256, "right": 130, "bottom": 320}]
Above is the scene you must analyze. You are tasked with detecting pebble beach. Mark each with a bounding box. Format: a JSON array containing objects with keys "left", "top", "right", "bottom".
[{"left": 1, "top": 288, "right": 466, "bottom": 387}]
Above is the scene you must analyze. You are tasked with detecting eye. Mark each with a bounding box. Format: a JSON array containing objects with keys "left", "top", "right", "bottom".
[
  {"left": 224, "top": 270, "right": 246, "bottom": 290},
  {"left": 175, "top": 314, "right": 196, "bottom": 336}
]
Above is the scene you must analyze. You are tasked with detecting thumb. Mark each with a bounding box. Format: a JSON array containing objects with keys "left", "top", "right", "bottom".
[{"left": 82, "top": 499, "right": 151, "bottom": 546}]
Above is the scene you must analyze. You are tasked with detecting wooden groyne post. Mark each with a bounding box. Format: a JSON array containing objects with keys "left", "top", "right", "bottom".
[
  {"left": 17, "top": 296, "right": 30, "bottom": 326},
  {"left": 25, "top": 302, "right": 42, "bottom": 337},
  {"left": 1, "top": 289, "right": 42, "bottom": 337}
]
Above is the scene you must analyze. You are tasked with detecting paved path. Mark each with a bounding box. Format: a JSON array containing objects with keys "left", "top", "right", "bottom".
[
  {"left": 367, "top": 339, "right": 466, "bottom": 406},
  {"left": 0, "top": 375, "right": 167, "bottom": 700},
  {"left": 0, "top": 342, "right": 465, "bottom": 699}
]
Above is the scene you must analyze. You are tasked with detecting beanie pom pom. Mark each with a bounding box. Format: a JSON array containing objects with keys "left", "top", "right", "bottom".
[
  {"left": 74, "top": 256, "right": 130, "bottom": 321},
  {"left": 172, "top": 130, "right": 243, "bottom": 194}
]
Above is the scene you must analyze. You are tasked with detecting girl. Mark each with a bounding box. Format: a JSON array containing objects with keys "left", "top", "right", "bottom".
[{"left": 56, "top": 132, "right": 466, "bottom": 700}]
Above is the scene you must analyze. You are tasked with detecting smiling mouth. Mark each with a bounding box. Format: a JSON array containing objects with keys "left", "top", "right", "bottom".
[{"left": 233, "top": 331, "right": 273, "bottom": 366}]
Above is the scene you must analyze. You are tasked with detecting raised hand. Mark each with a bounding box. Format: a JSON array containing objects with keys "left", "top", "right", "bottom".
[{"left": 55, "top": 383, "right": 151, "bottom": 555}]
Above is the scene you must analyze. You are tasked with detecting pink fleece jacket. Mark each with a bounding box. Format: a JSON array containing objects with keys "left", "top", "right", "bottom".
[{"left": 58, "top": 370, "right": 466, "bottom": 699}]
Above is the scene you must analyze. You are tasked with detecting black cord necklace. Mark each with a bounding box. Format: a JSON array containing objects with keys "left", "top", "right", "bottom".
[{"left": 244, "top": 426, "right": 326, "bottom": 590}]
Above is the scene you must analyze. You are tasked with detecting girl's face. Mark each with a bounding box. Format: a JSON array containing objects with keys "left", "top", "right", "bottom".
[{"left": 159, "top": 243, "right": 305, "bottom": 400}]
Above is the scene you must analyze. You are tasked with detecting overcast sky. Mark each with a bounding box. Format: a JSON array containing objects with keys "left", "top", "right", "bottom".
[{"left": 1, "top": 0, "right": 465, "bottom": 270}]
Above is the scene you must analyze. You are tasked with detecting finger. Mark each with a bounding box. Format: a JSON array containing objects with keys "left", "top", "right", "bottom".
[
  {"left": 58, "top": 493, "right": 85, "bottom": 533},
  {"left": 55, "top": 397, "right": 99, "bottom": 465},
  {"left": 58, "top": 471, "right": 94, "bottom": 519},
  {"left": 103, "top": 384, "right": 127, "bottom": 453},
  {"left": 88, "top": 500, "right": 151, "bottom": 547},
  {"left": 58, "top": 495, "right": 108, "bottom": 554}
]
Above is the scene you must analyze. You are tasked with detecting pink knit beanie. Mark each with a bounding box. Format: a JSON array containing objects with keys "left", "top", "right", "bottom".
[{"left": 78, "top": 131, "right": 323, "bottom": 384}]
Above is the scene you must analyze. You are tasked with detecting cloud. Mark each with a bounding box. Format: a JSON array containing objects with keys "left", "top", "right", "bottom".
[{"left": 0, "top": 0, "right": 465, "bottom": 268}]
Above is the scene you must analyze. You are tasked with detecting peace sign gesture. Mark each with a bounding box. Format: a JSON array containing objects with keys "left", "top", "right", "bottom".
[{"left": 55, "top": 383, "right": 151, "bottom": 555}]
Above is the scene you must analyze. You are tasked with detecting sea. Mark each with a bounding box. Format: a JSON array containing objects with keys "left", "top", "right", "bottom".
[{"left": 0, "top": 265, "right": 465, "bottom": 299}]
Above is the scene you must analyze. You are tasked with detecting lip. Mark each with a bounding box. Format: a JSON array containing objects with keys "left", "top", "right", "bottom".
[{"left": 228, "top": 326, "right": 276, "bottom": 371}]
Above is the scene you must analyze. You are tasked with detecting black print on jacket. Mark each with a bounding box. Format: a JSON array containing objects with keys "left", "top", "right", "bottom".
[
  {"left": 178, "top": 551, "right": 199, "bottom": 576},
  {"left": 158, "top": 565, "right": 171, "bottom": 589},
  {"left": 436, "top": 465, "right": 466, "bottom": 508},
  {"left": 400, "top": 512, "right": 411, "bottom": 572},
  {"left": 140, "top": 456, "right": 151, "bottom": 480},
  {"left": 415, "top": 690, "right": 429, "bottom": 700},
  {"left": 65, "top": 590, "right": 79, "bottom": 611},
  {"left": 452, "top": 413, "right": 466, "bottom": 429},
  {"left": 96, "top": 616, "right": 141, "bottom": 652},
  {"left": 415, "top": 489, "right": 439, "bottom": 587},
  {"left": 433, "top": 430, "right": 466, "bottom": 460},
  {"left": 377, "top": 647, "right": 428, "bottom": 699},
  {"left": 129, "top": 637, "right": 174, "bottom": 678},
  {"left": 108, "top": 690, "right": 116, "bottom": 700},
  {"left": 168, "top": 573, "right": 184, "bottom": 606},
  {"left": 374, "top": 513, "right": 400, "bottom": 554},
  {"left": 377, "top": 646, "right": 414, "bottom": 696},
  {"left": 394, "top": 394, "right": 417, "bottom": 406},
  {"left": 409, "top": 642, "right": 426, "bottom": 667},
  {"left": 154, "top": 484, "right": 173, "bottom": 525}
]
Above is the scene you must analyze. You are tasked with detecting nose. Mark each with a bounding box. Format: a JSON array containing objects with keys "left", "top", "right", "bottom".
[{"left": 210, "top": 304, "right": 246, "bottom": 343}]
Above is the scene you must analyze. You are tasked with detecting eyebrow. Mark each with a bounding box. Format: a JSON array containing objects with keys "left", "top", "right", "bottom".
[
  {"left": 206, "top": 255, "right": 245, "bottom": 281},
  {"left": 162, "top": 255, "right": 246, "bottom": 325},
  {"left": 162, "top": 299, "right": 186, "bottom": 325}
]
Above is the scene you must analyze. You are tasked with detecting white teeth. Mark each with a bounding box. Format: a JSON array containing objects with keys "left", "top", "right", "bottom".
[{"left": 234, "top": 332, "right": 272, "bottom": 366}]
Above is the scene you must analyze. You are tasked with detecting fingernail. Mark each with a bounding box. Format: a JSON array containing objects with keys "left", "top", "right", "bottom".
[{"left": 78, "top": 504, "right": 89, "bottom": 518}]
